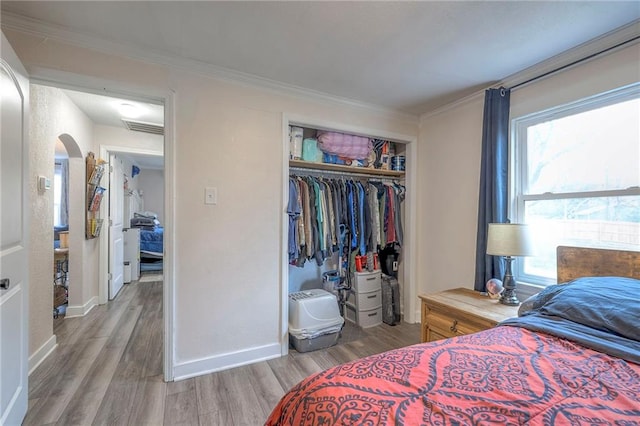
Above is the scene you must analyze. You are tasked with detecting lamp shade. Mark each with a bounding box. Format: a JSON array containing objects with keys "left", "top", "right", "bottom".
[{"left": 486, "top": 223, "right": 534, "bottom": 257}]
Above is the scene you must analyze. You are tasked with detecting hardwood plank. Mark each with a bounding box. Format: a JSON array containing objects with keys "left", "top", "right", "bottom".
[
  {"left": 248, "top": 362, "right": 287, "bottom": 415},
  {"left": 220, "top": 368, "right": 268, "bottom": 425},
  {"left": 166, "top": 378, "right": 195, "bottom": 396},
  {"left": 163, "top": 389, "right": 199, "bottom": 426},
  {"left": 195, "top": 373, "right": 234, "bottom": 424},
  {"left": 55, "top": 305, "right": 143, "bottom": 426},
  {"left": 199, "top": 410, "right": 234, "bottom": 426},
  {"left": 267, "top": 355, "right": 311, "bottom": 392},
  {"left": 92, "top": 304, "right": 153, "bottom": 425},
  {"left": 140, "top": 282, "right": 163, "bottom": 378},
  {"left": 127, "top": 374, "right": 166, "bottom": 426},
  {"left": 22, "top": 337, "right": 108, "bottom": 425}
]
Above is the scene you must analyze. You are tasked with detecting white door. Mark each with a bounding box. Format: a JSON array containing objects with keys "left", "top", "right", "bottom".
[
  {"left": 108, "top": 154, "right": 124, "bottom": 299},
  {"left": 0, "top": 33, "right": 29, "bottom": 426}
]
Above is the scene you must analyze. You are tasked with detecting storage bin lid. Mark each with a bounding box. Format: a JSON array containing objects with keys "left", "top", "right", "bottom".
[{"left": 289, "top": 289, "right": 343, "bottom": 335}]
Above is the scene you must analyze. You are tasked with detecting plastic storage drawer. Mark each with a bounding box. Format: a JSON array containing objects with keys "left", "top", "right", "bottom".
[
  {"left": 353, "top": 270, "right": 382, "bottom": 293},
  {"left": 345, "top": 304, "right": 382, "bottom": 328},
  {"left": 346, "top": 289, "right": 382, "bottom": 311}
]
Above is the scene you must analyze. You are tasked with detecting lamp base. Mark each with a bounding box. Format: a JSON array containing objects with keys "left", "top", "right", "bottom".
[
  {"left": 499, "top": 288, "right": 520, "bottom": 306},
  {"left": 499, "top": 256, "right": 520, "bottom": 306}
]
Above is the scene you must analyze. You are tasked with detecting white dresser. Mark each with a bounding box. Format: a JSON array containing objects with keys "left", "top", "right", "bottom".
[
  {"left": 345, "top": 270, "right": 383, "bottom": 328},
  {"left": 123, "top": 228, "right": 140, "bottom": 282}
]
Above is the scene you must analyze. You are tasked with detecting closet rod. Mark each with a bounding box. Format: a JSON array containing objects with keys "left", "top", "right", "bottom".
[{"left": 289, "top": 167, "right": 401, "bottom": 182}]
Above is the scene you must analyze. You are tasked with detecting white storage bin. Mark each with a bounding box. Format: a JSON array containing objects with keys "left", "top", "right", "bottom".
[
  {"left": 290, "top": 331, "right": 340, "bottom": 353},
  {"left": 353, "top": 270, "right": 382, "bottom": 293},
  {"left": 289, "top": 289, "right": 344, "bottom": 353},
  {"left": 289, "top": 289, "right": 343, "bottom": 333}
]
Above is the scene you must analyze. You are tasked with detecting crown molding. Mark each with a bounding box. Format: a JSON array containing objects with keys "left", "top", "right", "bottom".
[
  {"left": 1, "top": 12, "right": 419, "bottom": 123},
  {"left": 420, "top": 19, "right": 640, "bottom": 122}
]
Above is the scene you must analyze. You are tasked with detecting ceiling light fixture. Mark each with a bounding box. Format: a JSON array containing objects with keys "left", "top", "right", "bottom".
[{"left": 117, "top": 102, "right": 142, "bottom": 118}]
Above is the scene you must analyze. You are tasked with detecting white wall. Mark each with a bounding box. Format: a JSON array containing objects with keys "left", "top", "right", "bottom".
[
  {"left": 137, "top": 169, "right": 164, "bottom": 223},
  {"left": 92, "top": 124, "right": 163, "bottom": 224},
  {"left": 5, "top": 29, "right": 419, "bottom": 376},
  {"left": 28, "top": 85, "right": 97, "bottom": 355},
  {"left": 417, "top": 42, "right": 640, "bottom": 301}
]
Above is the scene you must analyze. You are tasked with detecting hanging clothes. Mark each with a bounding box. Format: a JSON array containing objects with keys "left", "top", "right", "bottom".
[{"left": 289, "top": 173, "right": 405, "bottom": 269}]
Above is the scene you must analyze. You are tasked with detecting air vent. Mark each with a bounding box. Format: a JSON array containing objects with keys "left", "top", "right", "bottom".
[{"left": 122, "top": 119, "right": 164, "bottom": 135}]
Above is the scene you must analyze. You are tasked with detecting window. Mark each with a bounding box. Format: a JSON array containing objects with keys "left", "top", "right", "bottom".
[
  {"left": 53, "top": 162, "right": 63, "bottom": 226},
  {"left": 512, "top": 84, "right": 640, "bottom": 286}
]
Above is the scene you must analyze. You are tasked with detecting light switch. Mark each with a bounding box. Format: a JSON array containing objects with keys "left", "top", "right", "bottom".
[{"left": 205, "top": 187, "right": 217, "bottom": 205}]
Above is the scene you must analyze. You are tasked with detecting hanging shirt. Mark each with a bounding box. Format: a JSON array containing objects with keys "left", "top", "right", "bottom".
[
  {"left": 357, "top": 181, "right": 366, "bottom": 256},
  {"left": 393, "top": 183, "right": 405, "bottom": 246},
  {"left": 369, "top": 183, "right": 381, "bottom": 249},
  {"left": 386, "top": 185, "right": 396, "bottom": 244},
  {"left": 287, "top": 178, "right": 301, "bottom": 262}
]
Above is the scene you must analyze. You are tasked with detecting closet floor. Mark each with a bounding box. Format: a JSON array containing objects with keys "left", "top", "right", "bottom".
[{"left": 25, "top": 280, "right": 421, "bottom": 425}]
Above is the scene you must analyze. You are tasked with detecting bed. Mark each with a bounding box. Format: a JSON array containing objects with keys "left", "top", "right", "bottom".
[
  {"left": 140, "top": 226, "right": 164, "bottom": 257},
  {"left": 266, "top": 246, "right": 640, "bottom": 424},
  {"left": 131, "top": 212, "right": 164, "bottom": 272}
]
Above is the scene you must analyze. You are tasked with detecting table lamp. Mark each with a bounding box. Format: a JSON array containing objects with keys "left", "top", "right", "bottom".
[{"left": 486, "top": 223, "right": 534, "bottom": 306}]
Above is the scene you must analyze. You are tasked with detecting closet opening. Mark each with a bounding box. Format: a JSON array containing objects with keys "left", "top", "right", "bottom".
[{"left": 282, "top": 117, "right": 418, "bottom": 356}]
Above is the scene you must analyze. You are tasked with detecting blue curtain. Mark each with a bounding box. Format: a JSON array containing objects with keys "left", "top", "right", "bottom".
[{"left": 474, "top": 87, "right": 510, "bottom": 292}]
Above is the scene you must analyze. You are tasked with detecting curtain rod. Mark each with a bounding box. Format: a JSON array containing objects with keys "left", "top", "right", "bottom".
[{"left": 510, "top": 34, "right": 640, "bottom": 91}]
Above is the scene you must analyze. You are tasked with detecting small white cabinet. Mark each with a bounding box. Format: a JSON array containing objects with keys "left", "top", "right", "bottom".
[
  {"left": 345, "top": 270, "right": 383, "bottom": 328},
  {"left": 123, "top": 228, "right": 140, "bottom": 282}
]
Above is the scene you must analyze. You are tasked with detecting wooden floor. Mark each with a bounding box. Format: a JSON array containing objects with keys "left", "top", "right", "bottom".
[{"left": 24, "top": 279, "right": 422, "bottom": 425}]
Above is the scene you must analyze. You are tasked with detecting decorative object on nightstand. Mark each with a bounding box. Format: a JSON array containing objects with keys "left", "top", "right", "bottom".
[
  {"left": 486, "top": 223, "right": 534, "bottom": 306},
  {"left": 485, "top": 278, "right": 503, "bottom": 299},
  {"left": 419, "top": 288, "right": 519, "bottom": 343}
]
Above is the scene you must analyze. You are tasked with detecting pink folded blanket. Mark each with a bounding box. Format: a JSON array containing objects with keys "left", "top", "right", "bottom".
[{"left": 317, "top": 131, "right": 372, "bottom": 160}]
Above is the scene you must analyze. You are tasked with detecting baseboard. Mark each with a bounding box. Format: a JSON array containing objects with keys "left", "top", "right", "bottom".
[
  {"left": 65, "top": 296, "right": 98, "bottom": 318},
  {"left": 29, "top": 334, "right": 57, "bottom": 375},
  {"left": 173, "top": 343, "right": 282, "bottom": 381}
]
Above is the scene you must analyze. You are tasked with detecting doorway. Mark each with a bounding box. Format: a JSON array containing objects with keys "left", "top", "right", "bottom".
[{"left": 30, "top": 81, "right": 173, "bottom": 381}]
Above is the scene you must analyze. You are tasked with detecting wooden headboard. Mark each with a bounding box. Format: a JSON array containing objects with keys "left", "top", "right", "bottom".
[{"left": 557, "top": 246, "right": 640, "bottom": 283}]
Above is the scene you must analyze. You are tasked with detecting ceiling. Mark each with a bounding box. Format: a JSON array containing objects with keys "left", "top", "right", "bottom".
[
  {"left": 55, "top": 88, "right": 165, "bottom": 170},
  {"left": 2, "top": 2, "right": 639, "bottom": 117}
]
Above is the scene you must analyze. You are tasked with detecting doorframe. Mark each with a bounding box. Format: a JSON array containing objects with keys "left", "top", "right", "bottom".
[
  {"left": 280, "top": 114, "right": 418, "bottom": 355},
  {"left": 30, "top": 72, "right": 175, "bottom": 382}
]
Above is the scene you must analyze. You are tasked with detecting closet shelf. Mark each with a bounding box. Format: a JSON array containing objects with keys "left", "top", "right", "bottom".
[{"left": 289, "top": 160, "right": 405, "bottom": 178}]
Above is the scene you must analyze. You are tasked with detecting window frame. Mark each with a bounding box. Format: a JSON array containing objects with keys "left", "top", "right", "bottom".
[{"left": 511, "top": 83, "right": 640, "bottom": 288}]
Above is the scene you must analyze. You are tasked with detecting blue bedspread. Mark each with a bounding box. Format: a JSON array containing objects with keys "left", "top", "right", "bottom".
[
  {"left": 501, "top": 276, "right": 640, "bottom": 364},
  {"left": 140, "top": 226, "right": 163, "bottom": 254}
]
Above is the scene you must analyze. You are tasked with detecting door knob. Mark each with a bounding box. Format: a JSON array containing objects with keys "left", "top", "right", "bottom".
[{"left": 0, "top": 278, "right": 10, "bottom": 290}]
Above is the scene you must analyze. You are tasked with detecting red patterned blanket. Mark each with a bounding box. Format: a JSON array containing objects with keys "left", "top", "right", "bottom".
[{"left": 266, "top": 326, "right": 640, "bottom": 425}]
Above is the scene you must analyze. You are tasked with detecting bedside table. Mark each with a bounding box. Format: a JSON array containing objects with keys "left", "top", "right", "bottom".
[{"left": 418, "top": 288, "right": 519, "bottom": 342}]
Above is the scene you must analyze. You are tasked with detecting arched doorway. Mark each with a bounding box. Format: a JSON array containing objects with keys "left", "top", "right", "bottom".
[{"left": 54, "top": 133, "right": 83, "bottom": 318}]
